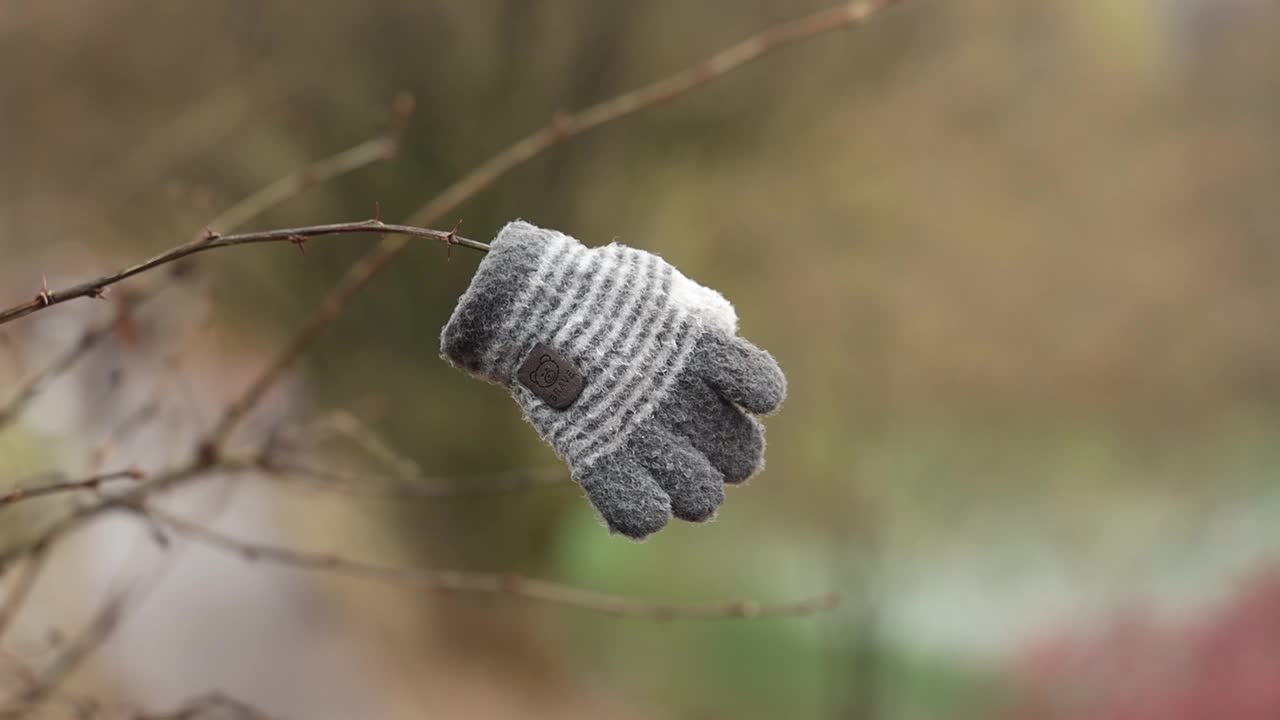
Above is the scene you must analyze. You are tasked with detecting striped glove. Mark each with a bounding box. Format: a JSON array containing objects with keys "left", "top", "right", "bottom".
[{"left": 441, "top": 221, "right": 785, "bottom": 539}]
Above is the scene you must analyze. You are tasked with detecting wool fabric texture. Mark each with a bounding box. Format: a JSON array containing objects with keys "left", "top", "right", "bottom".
[{"left": 441, "top": 221, "right": 785, "bottom": 539}]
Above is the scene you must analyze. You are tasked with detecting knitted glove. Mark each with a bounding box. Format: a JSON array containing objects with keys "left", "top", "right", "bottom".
[{"left": 441, "top": 221, "right": 785, "bottom": 539}]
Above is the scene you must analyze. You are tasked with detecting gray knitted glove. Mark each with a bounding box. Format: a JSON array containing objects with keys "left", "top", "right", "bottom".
[{"left": 441, "top": 221, "right": 785, "bottom": 539}]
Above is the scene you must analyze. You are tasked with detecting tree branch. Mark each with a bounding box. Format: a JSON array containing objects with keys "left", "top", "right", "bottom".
[
  {"left": 265, "top": 458, "right": 567, "bottom": 499},
  {"left": 202, "top": 129, "right": 402, "bottom": 238},
  {"left": 0, "top": 222, "right": 483, "bottom": 327},
  {"left": 141, "top": 503, "right": 840, "bottom": 620},
  {"left": 0, "top": 468, "right": 145, "bottom": 510},
  {"left": 199, "top": 0, "right": 906, "bottom": 455},
  {"left": 0, "top": 459, "right": 242, "bottom": 575},
  {"left": 0, "top": 98, "right": 414, "bottom": 427},
  {"left": 2, "top": 585, "right": 134, "bottom": 715},
  {"left": 406, "top": 0, "right": 904, "bottom": 229},
  {"left": 0, "top": 544, "right": 49, "bottom": 644},
  {"left": 0, "top": 297, "right": 134, "bottom": 429},
  {"left": 133, "top": 692, "right": 278, "bottom": 720},
  {"left": 265, "top": 409, "right": 569, "bottom": 498},
  {"left": 0, "top": 3, "right": 891, "bottom": 664}
]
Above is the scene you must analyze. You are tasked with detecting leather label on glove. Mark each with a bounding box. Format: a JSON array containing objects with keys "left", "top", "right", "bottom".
[{"left": 517, "top": 342, "right": 584, "bottom": 410}]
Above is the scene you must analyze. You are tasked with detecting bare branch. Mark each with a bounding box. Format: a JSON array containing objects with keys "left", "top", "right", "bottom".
[
  {"left": 0, "top": 111, "right": 415, "bottom": 434},
  {"left": 0, "top": 11, "right": 884, "bottom": 702},
  {"left": 141, "top": 503, "right": 839, "bottom": 620},
  {"left": 267, "top": 409, "right": 569, "bottom": 496},
  {"left": 265, "top": 458, "right": 567, "bottom": 499},
  {"left": 133, "top": 692, "right": 278, "bottom": 720},
  {"left": 247, "top": 410, "right": 569, "bottom": 497},
  {"left": 0, "top": 93, "right": 417, "bottom": 329},
  {"left": 406, "top": 0, "right": 905, "bottom": 229},
  {"left": 286, "top": 409, "right": 428, "bottom": 480},
  {"left": 0, "top": 544, "right": 49, "bottom": 644},
  {"left": 2, "top": 470, "right": 253, "bottom": 716},
  {"left": 0, "top": 222, "right": 483, "bottom": 327},
  {"left": 4, "top": 585, "right": 133, "bottom": 714},
  {"left": 200, "top": 0, "right": 905, "bottom": 455},
  {"left": 0, "top": 458, "right": 249, "bottom": 576},
  {"left": 0, "top": 468, "right": 145, "bottom": 510},
  {"left": 205, "top": 136, "right": 398, "bottom": 238},
  {"left": 0, "top": 291, "right": 152, "bottom": 430}
]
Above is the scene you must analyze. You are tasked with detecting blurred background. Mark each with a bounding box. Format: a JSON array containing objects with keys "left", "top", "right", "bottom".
[{"left": 2, "top": 0, "right": 1280, "bottom": 718}]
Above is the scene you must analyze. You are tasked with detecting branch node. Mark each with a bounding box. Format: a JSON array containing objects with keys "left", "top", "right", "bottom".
[
  {"left": 195, "top": 441, "right": 221, "bottom": 470},
  {"left": 36, "top": 275, "right": 51, "bottom": 306},
  {"left": 444, "top": 219, "right": 463, "bottom": 261},
  {"left": 287, "top": 234, "right": 308, "bottom": 254}
]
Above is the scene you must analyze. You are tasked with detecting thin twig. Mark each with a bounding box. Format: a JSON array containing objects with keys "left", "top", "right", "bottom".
[
  {"left": 132, "top": 691, "right": 278, "bottom": 720},
  {"left": 0, "top": 291, "right": 151, "bottom": 430},
  {"left": 0, "top": 544, "right": 49, "bottom": 644},
  {"left": 289, "top": 409, "right": 428, "bottom": 480},
  {"left": 266, "top": 458, "right": 568, "bottom": 499},
  {"left": 3, "top": 462, "right": 258, "bottom": 716},
  {"left": 0, "top": 459, "right": 249, "bottom": 575},
  {"left": 262, "top": 410, "right": 568, "bottom": 496},
  {"left": 0, "top": 6, "right": 888, "bottom": 683},
  {"left": 141, "top": 503, "right": 839, "bottom": 620},
  {"left": 204, "top": 135, "right": 400, "bottom": 237},
  {"left": 200, "top": 0, "right": 905, "bottom": 456},
  {"left": 2, "top": 472, "right": 249, "bottom": 715},
  {"left": 0, "top": 118, "right": 413, "bottom": 430},
  {"left": 3, "top": 584, "right": 135, "bottom": 715},
  {"left": 0, "top": 95, "right": 414, "bottom": 329},
  {"left": 0, "top": 222, "right": 483, "bottom": 327},
  {"left": 406, "top": 0, "right": 905, "bottom": 229},
  {"left": 0, "top": 468, "right": 145, "bottom": 509}
]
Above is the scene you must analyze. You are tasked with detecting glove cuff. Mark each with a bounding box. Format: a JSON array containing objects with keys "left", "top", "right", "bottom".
[{"left": 440, "top": 221, "right": 580, "bottom": 383}]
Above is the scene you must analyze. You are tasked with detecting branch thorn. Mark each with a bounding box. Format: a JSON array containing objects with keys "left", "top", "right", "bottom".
[{"left": 444, "top": 219, "right": 463, "bottom": 261}]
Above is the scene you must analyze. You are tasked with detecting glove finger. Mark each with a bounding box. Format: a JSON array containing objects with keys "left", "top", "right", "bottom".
[
  {"left": 627, "top": 425, "right": 724, "bottom": 523},
  {"left": 574, "top": 458, "right": 671, "bottom": 540},
  {"left": 694, "top": 332, "right": 786, "bottom": 415},
  {"left": 664, "top": 371, "right": 766, "bottom": 484}
]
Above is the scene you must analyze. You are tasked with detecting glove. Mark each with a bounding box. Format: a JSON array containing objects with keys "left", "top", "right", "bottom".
[{"left": 440, "top": 221, "right": 785, "bottom": 539}]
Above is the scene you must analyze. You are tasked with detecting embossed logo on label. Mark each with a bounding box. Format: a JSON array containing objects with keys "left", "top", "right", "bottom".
[{"left": 517, "top": 342, "right": 584, "bottom": 410}]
